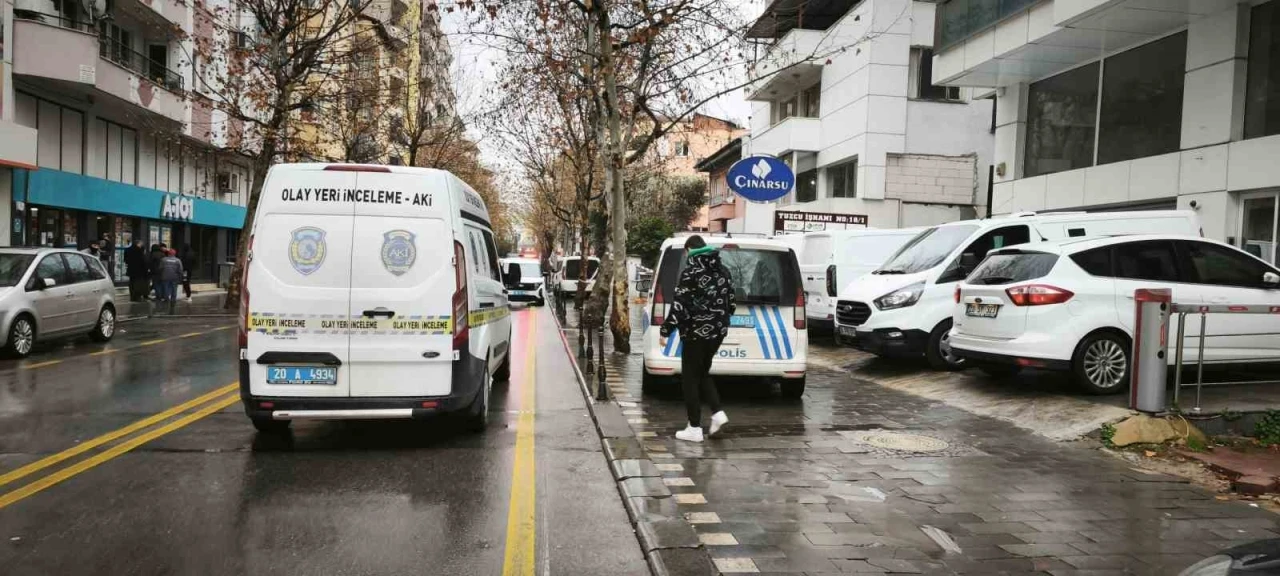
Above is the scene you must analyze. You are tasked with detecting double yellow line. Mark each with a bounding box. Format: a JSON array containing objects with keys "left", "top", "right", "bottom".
[{"left": 0, "top": 382, "right": 241, "bottom": 509}]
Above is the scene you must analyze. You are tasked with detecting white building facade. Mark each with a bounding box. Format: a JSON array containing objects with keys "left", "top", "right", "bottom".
[
  {"left": 934, "top": 0, "right": 1280, "bottom": 266},
  {"left": 739, "top": 0, "right": 995, "bottom": 234}
]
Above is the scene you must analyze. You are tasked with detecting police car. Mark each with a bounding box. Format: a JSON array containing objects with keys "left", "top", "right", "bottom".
[
  {"left": 641, "top": 236, "right": 808, "bottom": 397},
  {"left": 239, "top": 164, "right": 512, "bottom": 434}
]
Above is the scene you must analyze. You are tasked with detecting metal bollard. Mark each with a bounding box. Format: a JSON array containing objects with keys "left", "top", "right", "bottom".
[
  {"left": 1130, "top": 288, "right": 1171, "bottom": 413},
  {"left": 1194, "top": 312, "right": 1207, "bottom": 413},
  {"left": 578, "top": 325, "right": 585, "bottom": 358},
  {"left": 596, "top": 328, "right": 608, "bottom": 401},
  {"left": 586, "top": 326, "right": 595, "bottom": 375}
]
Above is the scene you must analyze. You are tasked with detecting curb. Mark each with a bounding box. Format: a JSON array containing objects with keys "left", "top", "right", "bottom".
[{"left": 550, "top": 305, "right": 718, "bottom": 576}]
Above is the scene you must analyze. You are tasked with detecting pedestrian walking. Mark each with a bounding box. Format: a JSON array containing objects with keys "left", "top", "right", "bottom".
[
  {"left": 149, "top": 243, "right": 166, "bottom": 300},
  {"left": 658, "top": 235, "right": 736, "bottom": 443},
  {"left": 180, "top": 244, "right": 194, "bottom": 301},
  {"left": 99, "top": 234, "right": 115, "bottom": 280},
  {"left": 157, "top": 249, "right": 184, "bottom": 309},
  {"left": 124, "top": 240, "right": 149, "bottom": 302}
]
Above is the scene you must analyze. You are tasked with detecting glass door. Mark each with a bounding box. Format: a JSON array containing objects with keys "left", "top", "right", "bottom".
[{"left": 1241, "top": 194, "right": 1279, "bottom": 265}]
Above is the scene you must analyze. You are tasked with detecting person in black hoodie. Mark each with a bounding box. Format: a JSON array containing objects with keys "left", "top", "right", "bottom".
[
  {"left": 149, "top": 243, "right": 166, "bottom": 300},
  {"left": 659, "top": 235, "right": 736, "bottom": 443},
  {"left": 124, "top": 240, "right": 149, "bottom": 302},
  {"left": 180, "top": 244, "right": 195, "bottom": 300}
]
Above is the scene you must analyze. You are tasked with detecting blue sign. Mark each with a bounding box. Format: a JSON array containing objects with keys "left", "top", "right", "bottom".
[{"left": 726, "top": 155, "right": 795, "bottom": 202}]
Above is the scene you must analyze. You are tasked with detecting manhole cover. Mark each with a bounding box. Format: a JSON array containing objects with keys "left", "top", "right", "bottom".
[{"left": 849, "top": 431, "right": 949, "bottom": 453}]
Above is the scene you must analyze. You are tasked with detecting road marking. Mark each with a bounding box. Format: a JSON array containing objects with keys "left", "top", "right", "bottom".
[
  {"left": 502, "top": 313, "right": 537, "bottom": 576},
  {"left": 178, "top": 332, "right": 203, "bottom": 338},
  {"left": 0, "top": 392, "right": 240, "bottom": 510},
  {"left": 19, "top": 325, "right": 236, "bottom": 364},
  {"left": 0, "top": 382, "right": 239, "bottom": 489},
  {"left": 88, "top": 349, "right": 119, "bottom": 357},
  {"left": 20, "top": 360, "right": 62, "bottom": 370},
  {"left": 137, "top": 338, "right": 168, "bottom": 347}
]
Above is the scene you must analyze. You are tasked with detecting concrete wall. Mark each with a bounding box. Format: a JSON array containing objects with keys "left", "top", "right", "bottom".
[{"left": 886, "top": 153, "right": 977, "bottom": 205}]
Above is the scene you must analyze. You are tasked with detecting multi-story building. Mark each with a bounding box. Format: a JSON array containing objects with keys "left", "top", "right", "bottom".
[
  {"left": 696, "top": 136, "right": 746, "bottom": 233},
  {"left": 933, "top": 0, "right": 1280, "bottom": 266},
  {"left": 741, "top": 0, "right": 995, "bottom": 234},
  {"left": 2, "top": 0, "right": 253, "bottom": 281},
  {"left": 650, "top": 113, "right": 746, "bottom": 230}
]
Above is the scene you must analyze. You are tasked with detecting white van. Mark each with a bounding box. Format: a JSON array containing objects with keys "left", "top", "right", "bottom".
[
  {"left": 553, "top": 256, "right": 600, "bottom": 298},
  {"left": 833, "top": 210, "right": 1200, "bottom": 370},
  {"left": 641, "top": 236, "right": 808, "bottom": 397},
  {"left": 239, "top": 164, "right": 512, "bottom": 434},
  {"left": 501, "top": 257, "right": 546, "bottom": 306},
  {"left": 797, "top": 229, "right": 923, "bottom": 333}
]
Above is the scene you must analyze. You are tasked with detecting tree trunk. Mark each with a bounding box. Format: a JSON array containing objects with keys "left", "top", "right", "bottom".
[
  {"left": 591, "top": 2, "right": 631, "bottom": 354},
  {"left": 223, "top": 136, "right": 277, "bottom": 309}
]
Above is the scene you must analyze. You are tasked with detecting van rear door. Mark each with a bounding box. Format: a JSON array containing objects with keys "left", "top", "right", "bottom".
[
  {"left": 346, "top": 170, "right": 456, "bottom": 397},
  {"left": 247, "top": 167, "right": 356, "bottom": 398}
]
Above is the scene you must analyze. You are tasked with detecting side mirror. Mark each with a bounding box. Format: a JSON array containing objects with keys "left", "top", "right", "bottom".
[
  {"left": 1264, "top": 271, "right": 1280, "bottom": 288},
  {"left": 37, "top": 277, "right": 57, "bottom": 290},
  {"left": 959, "top": 253, "right": 980, "bottom": 272}
]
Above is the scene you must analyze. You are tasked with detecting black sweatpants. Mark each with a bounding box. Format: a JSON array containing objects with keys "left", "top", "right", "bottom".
[{"left": 681, "top": 337, "right": 724, "bottom": 428}]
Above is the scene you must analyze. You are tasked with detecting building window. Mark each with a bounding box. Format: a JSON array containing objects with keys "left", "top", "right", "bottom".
[
  {"left": 675, "top": 141, "right": 690, "bottom": 157},
  {"left": 1246, "top": 1, "right": 1280, "bottom": 139},
  {"left": 1097, "top": 32, "right": 1185, "bottom": 165},
  {"left": 937, "top": 0, "right": 1039, "bottom": 51},
  {"left": 828, "top": 160, "right": 857, "bottom": 198},
  {"left": 795, "top": 169, "right": 817, "bottom": 202},
  {"left": 1241, "top": 193, "right": 1279, "bottom": 265},
  {"left": 910, "top": 48, "right": 960, "bottom": 101},
  {"left": 1025, "top": 63, "right": 1098, "bottom": 178},
  {"left": 774, "top": 97, "right": 798, "bottom": 124},
  {"left": 802, "top": 84, "right": 821, "bottom": 117}
]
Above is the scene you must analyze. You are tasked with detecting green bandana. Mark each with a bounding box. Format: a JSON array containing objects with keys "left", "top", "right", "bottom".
[{"left": 688, "top": 246, "right": 715, "bottom": 257}]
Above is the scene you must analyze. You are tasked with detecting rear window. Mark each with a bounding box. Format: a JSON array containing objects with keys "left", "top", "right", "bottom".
[
  {"left": 564, "top": 259, "right": 600, "bottom": 279},
  {"left": 657, "top": 247, "right": 800, "bottom": 305},
  {"left": 966, "top": 251, "right": 1059, "bottom": 285}
]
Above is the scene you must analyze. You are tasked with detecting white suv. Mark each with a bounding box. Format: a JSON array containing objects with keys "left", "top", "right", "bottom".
[{"left": 950, "top": 235, "right": 1280, "bottom": 394}]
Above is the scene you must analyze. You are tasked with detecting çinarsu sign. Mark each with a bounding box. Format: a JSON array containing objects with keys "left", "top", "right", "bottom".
[{"left": 726, "top": 155, "right": 795, "bottom": 202}]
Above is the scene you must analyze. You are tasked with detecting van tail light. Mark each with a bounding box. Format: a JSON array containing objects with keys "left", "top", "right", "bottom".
[
  {"left": 793, "top": 290, "right": 806, "bottom": 330},
  {"left": 825, "top": 265, "right": 837, "bottom": 297},
  {"left": 651, "top": 286, "right": 666, "bottom": 326},
  {"left": 238, "top": 234, "right": 254, "bottom": 348},
  {"left": 1005, "top": 284, "right": 1074, "bottom": 306},
  {"left": 452, "top": 241, "right": 469, "bottom": 351},
  {"left": 954, "top": 285, "right": 961, "bottom": 304}
]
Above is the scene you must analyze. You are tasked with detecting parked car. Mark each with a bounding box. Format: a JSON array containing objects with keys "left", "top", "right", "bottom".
[
  {"left": 1179, "top": 538, "right": 1280, "bottom": 574},
  {"left": 950, "top": 235, "right": 1280, "bottom": 394},
  {"left": 796, "top": 228, "right": 922, "bottom": 334},
  {"left": 553, "top": 255, "right": 600, "bottom": 298},
  {"left": 502, "top": 257, "right": 546, "bottom": 306},
  {"left": 0, "top": 248, "right": 117, "bottom": 357},
  {"left": 642, "top": 236, "right": 808, "bottom": 397},
  {"left": 834, "top": 210, "right": 1201, "bottom": 370}
]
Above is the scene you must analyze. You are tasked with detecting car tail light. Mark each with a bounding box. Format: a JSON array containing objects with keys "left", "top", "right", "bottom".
[
  {"left": 954, "top": 285, "right": 961, "bottom": 304},
  {"left": 651, "top": 286, "right": 666, "bottom": 326},
  {"left": 793, "top": 289, "right": 806, "bottom": 330},
  {"left": 1005, "top": 284, "right": 1074, "bottom": 306},
  {"left": 324, "top": 164, "right": 390, "bottom": 172},
  {"left": 238, "top": 235, "right": 254, "bottom": 348},
  {"left": 453, "top": 241, "right": 469, "bottom": 351},
  {"left": 825, "top": 265, "right": 837, "bottom": 297}
]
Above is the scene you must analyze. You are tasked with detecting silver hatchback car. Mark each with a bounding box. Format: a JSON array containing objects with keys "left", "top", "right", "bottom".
[{"left": 0, "top": 248, "right": 117, "bottom": 357}]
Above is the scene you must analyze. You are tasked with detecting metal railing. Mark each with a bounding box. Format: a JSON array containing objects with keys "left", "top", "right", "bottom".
[
  {"left": 99, "top": 38, "right": 184, "bottom": 93},
  {"left": 1170, "top": 303, "right": 1280, "bottom": 413},
  {"left": 12, "top": 9, "right": 96, "bottom": 33}
]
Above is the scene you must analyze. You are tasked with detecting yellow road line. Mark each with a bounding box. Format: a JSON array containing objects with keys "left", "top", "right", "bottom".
[
  {"left": 0, "top": 382, "right": 239, "bottom": 489},
  {"left": 137, "top": 338, "right": 168, "bottom": 347},
  {"left": 20, "top": 360, "right": 62, "bottom": 370},
  {"left": 178, "top": 332, "right": 203, "bottom": 338},
  {"left": 0, "top": 392, "right": 240, "bottom": 510},
  {"left": 502, "top": 315, "right": 538, "bottom": 576},
  {"left": 88, "top": 349, "right": 118, "bottom": 357}
]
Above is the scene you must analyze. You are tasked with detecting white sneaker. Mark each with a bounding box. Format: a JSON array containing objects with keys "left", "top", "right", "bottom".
[
  {"left": 709, "top": 411, "right": 728, "bottom": 437},
  {"left": 675, "top": 425, "right": 704, "bottom": 443}
]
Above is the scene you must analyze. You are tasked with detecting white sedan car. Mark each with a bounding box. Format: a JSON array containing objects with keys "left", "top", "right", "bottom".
[{"left": 950, "top": 235, "right": 1280, "bottom": 394}]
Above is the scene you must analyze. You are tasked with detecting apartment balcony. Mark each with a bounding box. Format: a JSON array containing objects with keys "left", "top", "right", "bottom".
[
  {"left": 115, "top": 0, "right": 188, "bottom": 34},
  {"left": 750, "top": 116, "right": 821, "bottom": 156},
  {"left": 12, "top": 15, "right": 186, "bottom": 125},
  {"left": 747, "top": 28, "right": 824, "bottom": 101}
]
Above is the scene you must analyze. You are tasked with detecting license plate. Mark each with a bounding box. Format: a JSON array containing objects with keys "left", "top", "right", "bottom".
[
  {"left": 966, "top": 303, "right": 1001, "bottom": 318},
  {"left": 267, "top": 366, "right": 337, "bottom": 385},
  {"left": 729, "top": 315, "right": 755, "bottom": 328},
  {"left": 838, "top": 325, "right": 859, "bottom": 338},
  {"left": 510, "top": 290, "right": 528, "bottom": 296}
]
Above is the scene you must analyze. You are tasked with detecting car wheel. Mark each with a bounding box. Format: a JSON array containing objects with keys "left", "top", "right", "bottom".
[
  {"left": 641, "top": 370, "right": 667, "bottom": 395},
  {"left": 251, "top": 417, "right": 291, "bottom": 435},
  {"left": 1072, "top": 331, "right": 1130, "bottom": 395},
  {"left": 925, "top": 319, "right": 966, "bottom": 371},
  {"left": 978, "top": 363, "right": 1022, "bottom": 378},
  {"left": 90, "top": 305, "right": 115, "bottom": 342},
  {"left": 5, "top": 315, "right": 36, "bottom": 359},
  {"left": 466, "top": 359, "right": 492, "bottom": 432},
  {"left": 780, "top": 377, "right": 806, "bottom": 399}
]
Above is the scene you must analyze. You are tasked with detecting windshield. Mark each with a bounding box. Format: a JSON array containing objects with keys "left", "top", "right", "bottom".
[
  {"left": 518, "top": 263, "right": 541, "bottom": 277},
  {"left": 658, "top": 247, "right": 800, "bottom": 305},
  {"left": 876, "top": 225, "right": 980, "bottom": 275},
  {"left": 834, "top": 235, "right": 917, "bottom": 268},
  {"left": 0, "top": 254, "right": 35, "bottom": 287},
  {"left": 564, "top": 259, "right": 600, "bottom": 280}
]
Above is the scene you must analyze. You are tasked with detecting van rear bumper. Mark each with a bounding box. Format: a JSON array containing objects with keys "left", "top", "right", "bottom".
[{"left": 238, "top": 354, "right": 483, "bottom": 420}]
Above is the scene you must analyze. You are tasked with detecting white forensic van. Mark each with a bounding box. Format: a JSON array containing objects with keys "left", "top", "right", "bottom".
[
  {"left": 833, "top": 210, "right": 1200, "bottom": 371},
  {"left": 239, "top": 164, "right": 512, "bottom": 434},
  {"left": 641, "top": 236, "right": 808, "bottom": 398}
]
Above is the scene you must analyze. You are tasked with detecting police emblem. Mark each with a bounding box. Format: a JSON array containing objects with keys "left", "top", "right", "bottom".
[
  {"left": 289, "top": 227, "right": 327, "bottom": 276},
  {"left": 381, "top": 230, "right": 417, "bottom": 276}
]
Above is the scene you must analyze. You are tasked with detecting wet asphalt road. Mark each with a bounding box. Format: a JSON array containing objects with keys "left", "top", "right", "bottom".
[{"left": 0, "top": 307, "right": 647, "bottom": 576}]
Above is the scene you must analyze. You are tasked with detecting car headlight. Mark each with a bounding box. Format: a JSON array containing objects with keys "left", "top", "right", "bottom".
[
  {"left": 1178, "top": 555, "right": 1233, "bottom": 576},
  {"left": 874, "top": 282, "right": 924, "bottom": 311}
]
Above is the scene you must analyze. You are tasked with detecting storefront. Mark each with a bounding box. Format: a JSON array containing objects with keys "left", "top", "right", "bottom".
[{"left": 11, "top": 168, "right": 245, "bottom": 283}]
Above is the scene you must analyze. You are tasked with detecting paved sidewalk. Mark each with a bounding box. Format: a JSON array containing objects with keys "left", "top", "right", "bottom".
[{"left": 563, "top": 306, "right": 1280, "bottom": 575}]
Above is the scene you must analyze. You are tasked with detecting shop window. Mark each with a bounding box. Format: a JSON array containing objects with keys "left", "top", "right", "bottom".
[
  {"left": 910, "top": 48, "right": 961, "bottom": 101},
  {"left": 1246, "top": 1, "right": 1280, "bottom": 139},
  {"left": 1025, "top": 63, "right": 1098, "bottom": 178},
  {"left": 828, "top": 160, "right": 857, "bottom": 198},
  {"left": 1097, "top": 33, "right": 1185, "bottom": 165},
  {"left": 795, "top": 169, "right": 817, "bottom": 203}
]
